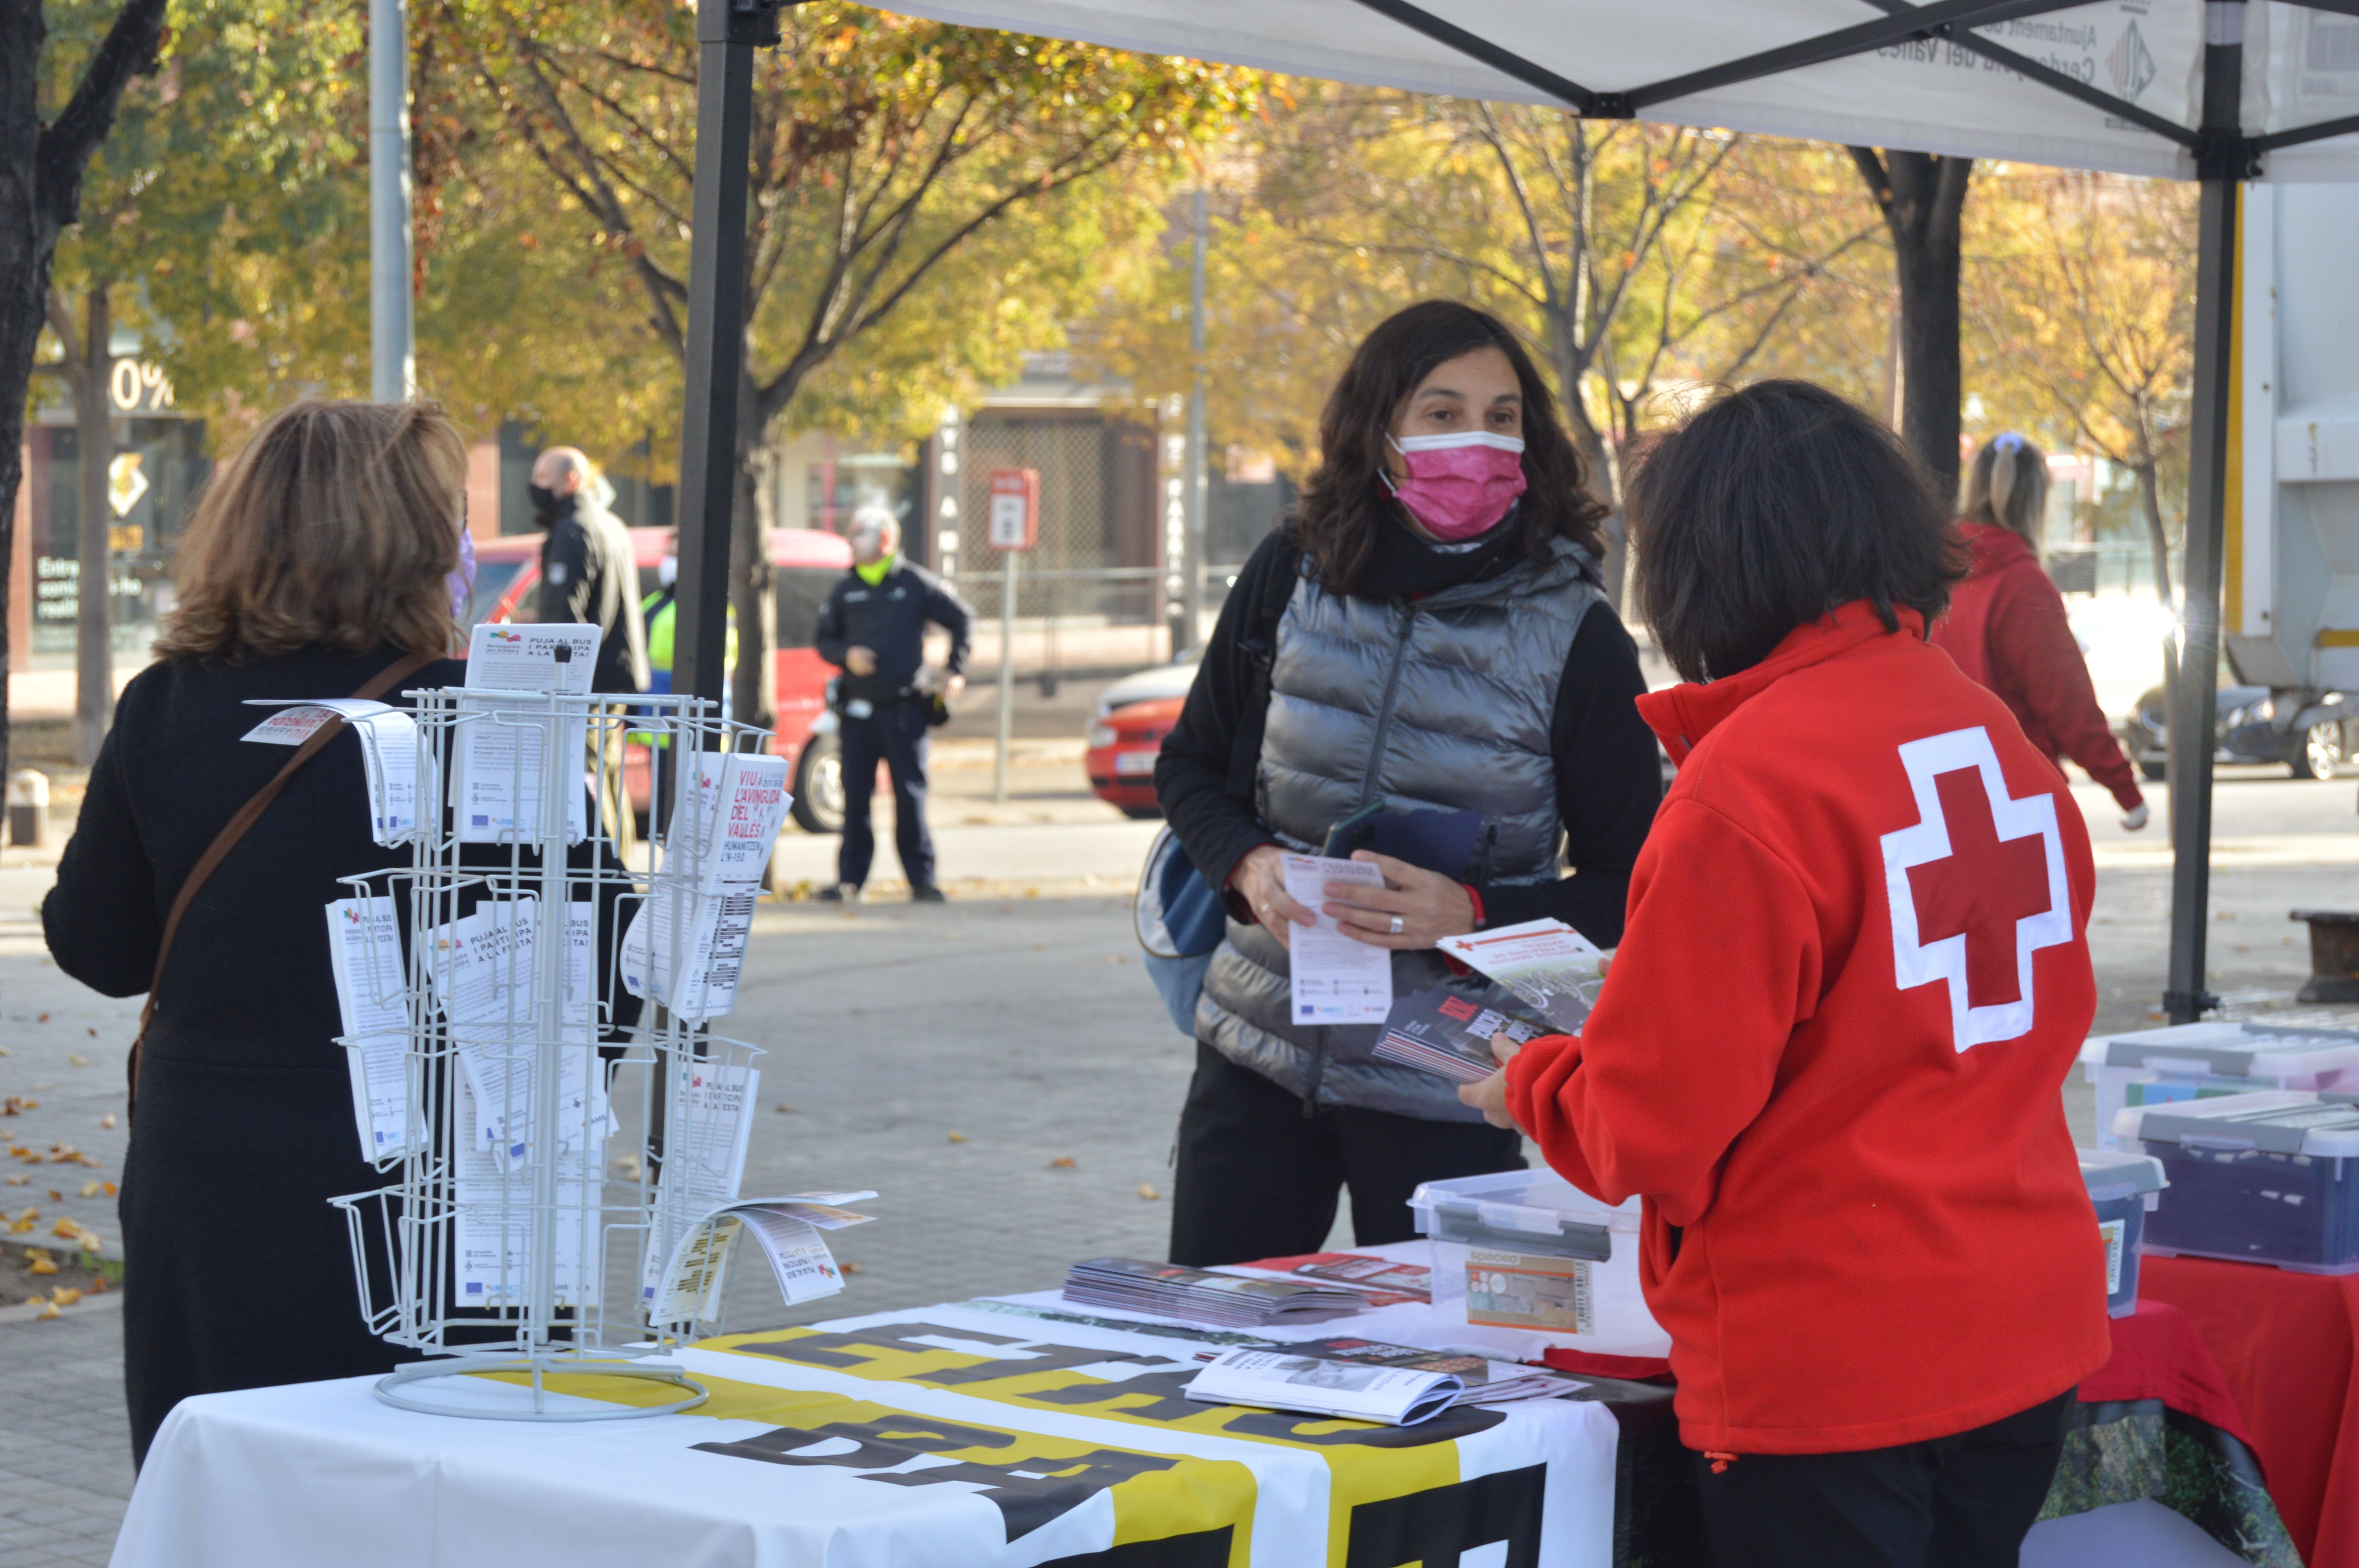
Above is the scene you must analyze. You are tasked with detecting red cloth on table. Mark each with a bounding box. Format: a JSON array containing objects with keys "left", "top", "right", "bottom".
[
  {"left": 2077, "top": 1299, "right": 2252, "bottom": 1447},
  {"left": 2140, "top": 1255, "right": 2359, "bottom": 1568}
]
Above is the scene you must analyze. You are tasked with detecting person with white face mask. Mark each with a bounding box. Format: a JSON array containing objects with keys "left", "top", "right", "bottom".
[
  {"left": 812, "top": 506, "right": 973, "bottom": 902},
  {"left": 1152, "top": 300, "right": 1661, "bottom": 1267}
]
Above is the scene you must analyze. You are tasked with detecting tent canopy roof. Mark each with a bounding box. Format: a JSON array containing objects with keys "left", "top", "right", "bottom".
[{"left": 891, "top": 0, "right": 2359, "bottom": 179}]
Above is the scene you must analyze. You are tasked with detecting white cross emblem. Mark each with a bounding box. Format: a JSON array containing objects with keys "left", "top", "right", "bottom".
[{"left": 1879, "top": 726, "right": 2072, "bottom": 1051}]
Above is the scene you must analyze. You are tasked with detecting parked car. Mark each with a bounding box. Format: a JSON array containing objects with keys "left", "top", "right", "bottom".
[
  {"left": 1085, "top": 696, "right": 1181, "bottom": 818},
  {"left": 470, "top": 526, "right": 854, "bottom": 831},
  {"left": 2121, "top": 680, "right": 2355, "bottom": 780},
  {"left": 1094, "top": 651, "right": 1201, "bottom": 717}
]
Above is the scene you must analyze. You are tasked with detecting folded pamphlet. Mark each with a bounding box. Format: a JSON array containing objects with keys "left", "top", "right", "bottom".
[
  {"left": 454, "top": 622, "right": 600, "bottom": 844},
  {"left": 1184, "top": 1347, "right": 1462, "bottom": 1426},
  {"left": 1286, "top": 1253, "right": 1432, "bottom": 1303},
  {"left": 1434, "top": 918, "right": 1605, "bottom": 1034},
  {"left": 648, "top": 1192, "right": 876, "bottom": 1327},
  {"left": 618, "top": 750, "right": 792, "bottom": 1022},
  {"left": 1061, "top": 1258, "right": 1367, "bottom": 1328}
]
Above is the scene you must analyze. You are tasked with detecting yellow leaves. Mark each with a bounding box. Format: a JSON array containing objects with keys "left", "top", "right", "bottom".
[
  {"left": 79, "top": 1181, "right": 102, "bottom": 1199},
  {"left": 49, "top": 1287, "right": 82, "bottom": 1307},
  {"left": 100, "top": 1115, "right": 117, "bottom": 1131},
  {"left": 27, "top": 1256, "right": 57, "bottom": 1277},
  {"left": 0, "top": 1097, "right": 35, "bottom": 1116},
  {"left": 946, "top": 1130, "right": 967, "bottom": 1143},
  {"left": 1138, "top": 1183, "right": 1159, "bottom": 1201},
  {"left": 1047, "top": 1156, "right": 1076, "bottom": 1169}
]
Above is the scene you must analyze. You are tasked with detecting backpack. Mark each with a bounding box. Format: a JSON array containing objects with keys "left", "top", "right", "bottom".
[{"left": 1136, "top": 546, "right": 1302, "bottom": 1035}]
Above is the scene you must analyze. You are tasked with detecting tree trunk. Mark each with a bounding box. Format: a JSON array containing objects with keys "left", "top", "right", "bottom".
[
  {"left": 728, "top": 372, "right": 775, "bottom": 732},
  {"left": 2134, "top": 459, "right": 2175, "bottom": 606},
  {"left": 0, "top": 0, "right": 170, "bottom": 803},
  {"left": 1544, "top": 313, "right": 1624, "bottom": 606},
  {"left": 1850, "top": 149, "right": 1972, "bottom": 503},
  {"left": 72, "top": 286, "right": 113, "bottom": 765}
]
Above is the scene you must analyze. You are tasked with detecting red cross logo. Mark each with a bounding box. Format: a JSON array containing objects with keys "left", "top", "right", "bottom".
[{"left": 1879, "top": 727, "right": 2071, "bottom": 1051}]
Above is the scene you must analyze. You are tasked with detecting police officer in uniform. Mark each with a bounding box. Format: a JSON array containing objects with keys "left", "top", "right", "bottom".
[{"left": 813, "top": 507, "right": 972, "bottom": 902}]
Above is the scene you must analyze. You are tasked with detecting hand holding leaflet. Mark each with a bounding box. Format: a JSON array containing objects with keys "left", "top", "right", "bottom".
[{"left": 1281, "top": 854, "right": 1392, "bottom": 1025}]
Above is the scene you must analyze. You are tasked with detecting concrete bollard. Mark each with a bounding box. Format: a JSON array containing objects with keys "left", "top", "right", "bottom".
[
  {"left": 2290, "top": 909, "right": 2359, "bottom": 1004},
  {"left": 5, "top": 770, "right": 49, "bottom": 849}
]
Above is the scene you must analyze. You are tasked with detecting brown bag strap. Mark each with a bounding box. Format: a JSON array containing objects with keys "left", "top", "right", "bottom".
[{"left": 131, "top": 648, "right": 441, "bottom": 1086}]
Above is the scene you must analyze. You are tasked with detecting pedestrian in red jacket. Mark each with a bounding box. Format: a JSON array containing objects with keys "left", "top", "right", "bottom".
[
  {"left": 1461, "top": 383, "right": 2110, "bottom": 1568},
  {"left": 1932, "top": 432, "right": 2149, "bottom": 830}
]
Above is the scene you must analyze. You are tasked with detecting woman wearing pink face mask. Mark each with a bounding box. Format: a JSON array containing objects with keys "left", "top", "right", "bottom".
[{"left": 1154, "top": 300, "right": 1661, "bottom": 1265}]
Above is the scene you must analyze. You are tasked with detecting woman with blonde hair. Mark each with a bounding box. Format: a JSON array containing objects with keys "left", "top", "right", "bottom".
[
  {"left": 44, "top": 400, "right": 473, "bottom": 1464},
  {"left": 1932, "top": 431, "right": 2148, "bottom": 829}
]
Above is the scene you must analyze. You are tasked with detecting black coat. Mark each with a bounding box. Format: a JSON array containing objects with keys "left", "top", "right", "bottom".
[
  {"left": 812, "top": 561, "right": 973, "bottom": 706},
  {"left": 45, "top": 646, "right": 467, "bottom": 1463}
]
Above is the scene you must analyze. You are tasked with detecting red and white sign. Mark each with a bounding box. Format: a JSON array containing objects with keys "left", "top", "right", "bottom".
[
  {"left": 1879, "top": 726, "right": 2071, "bottom": 1052},
  {"left": 987, "top": 469, "right": 1040, "bottom": 553}
]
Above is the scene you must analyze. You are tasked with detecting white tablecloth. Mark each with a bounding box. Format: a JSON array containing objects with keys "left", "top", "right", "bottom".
[{"left": 112, "top": 1294, "right": 1620, "bottom": 1568}]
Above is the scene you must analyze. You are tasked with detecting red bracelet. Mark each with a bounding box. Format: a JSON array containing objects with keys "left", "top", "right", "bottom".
[{"left": 1461, "top": 882, "right": 1485, "bottom": 929}]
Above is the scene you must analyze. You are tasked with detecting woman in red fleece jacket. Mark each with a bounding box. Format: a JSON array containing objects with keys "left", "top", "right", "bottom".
[
  {"left": 1462, "top": 383, "right": 2110, "bottom": 1568},
  {"left": 1931, "top": 432, "right": 2148, "bottom": 831}
]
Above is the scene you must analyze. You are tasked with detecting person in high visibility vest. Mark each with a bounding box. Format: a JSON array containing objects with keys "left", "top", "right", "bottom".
[{"left": 634, "top": 535, "right": 735, "bottom": 742}]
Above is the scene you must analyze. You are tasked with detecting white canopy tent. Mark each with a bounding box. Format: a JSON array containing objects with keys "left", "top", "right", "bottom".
[{"left": 668, "top": 0, "right": 2359, "bottom": 1023}]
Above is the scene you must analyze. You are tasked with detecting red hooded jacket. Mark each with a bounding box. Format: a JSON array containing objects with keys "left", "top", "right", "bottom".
[
  {"left": 1507, "top": 601, "right": 2110, "bottom": 1455},
  {"left": 1931, "top": 519, "right": 2143, "bottom": 813}
]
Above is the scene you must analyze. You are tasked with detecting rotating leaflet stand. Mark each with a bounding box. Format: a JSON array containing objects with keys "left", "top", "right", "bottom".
[{"left": 320, "top": 629, "right": 802, "bottom": 1422}]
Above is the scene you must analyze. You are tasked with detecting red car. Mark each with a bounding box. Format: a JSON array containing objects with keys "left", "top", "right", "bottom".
[
  {"left": 469, "top": 526, "right": 856, "bottom": 831},
  {"left": 1085, "top": 696, "right": 1181, "bottom": 818}
]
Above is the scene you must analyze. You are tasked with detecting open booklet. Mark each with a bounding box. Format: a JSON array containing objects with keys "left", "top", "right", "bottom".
[{"left": 1374, "top": 977, "right": 1552, "bottom": 1084}]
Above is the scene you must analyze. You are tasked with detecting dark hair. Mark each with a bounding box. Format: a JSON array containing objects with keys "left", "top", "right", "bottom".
[
  {"left": 1627, "top": 380, "right": 1966, "bottom": 683},
  {"left": 1291, "top": 300, "right": 1607, "bottom": 592}
]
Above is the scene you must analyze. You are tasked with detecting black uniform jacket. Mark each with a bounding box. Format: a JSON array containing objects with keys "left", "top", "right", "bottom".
[{"left": 813, "top": 560, "right": 974, "bottom": 707}]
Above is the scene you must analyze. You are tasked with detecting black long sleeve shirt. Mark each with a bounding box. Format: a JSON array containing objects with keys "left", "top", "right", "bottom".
[{"left": 1153, "top": 530, "right": 1661, "bottom": 948}]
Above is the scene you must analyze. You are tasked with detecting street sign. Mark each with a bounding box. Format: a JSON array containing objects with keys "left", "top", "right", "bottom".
[{"left": 987, "top": 469, "right": 1039, "bottom": 553}]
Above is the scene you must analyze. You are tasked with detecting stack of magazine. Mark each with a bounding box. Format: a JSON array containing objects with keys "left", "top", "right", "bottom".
[
  {"left": 1374, "top": 919, "right": 1606, "bottom": 1083},
  {"left": 1062, "top": 1259, "right": 1366, "bottom": 1327},
  {"left": 1185, "top": 1338, "right": 1580, "bottom": 1426}
]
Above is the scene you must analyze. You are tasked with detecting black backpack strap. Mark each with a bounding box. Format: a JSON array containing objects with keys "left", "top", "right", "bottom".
[{"left": 1223, "top": 541, "right": 1303, "bottom": 800}]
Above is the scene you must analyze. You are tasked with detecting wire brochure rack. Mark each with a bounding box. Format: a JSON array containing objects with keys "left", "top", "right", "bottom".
[{"left": 323, "top": 666, "right": 787, "bottom": 1423}]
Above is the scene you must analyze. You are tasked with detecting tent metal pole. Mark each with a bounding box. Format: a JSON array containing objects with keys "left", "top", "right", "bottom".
[
  {"left": 675, "top": 0, "right": 783, "bottom": 716},
  {"left": 2164, "top": 9, "right": 2250, "bottom": 1026}
]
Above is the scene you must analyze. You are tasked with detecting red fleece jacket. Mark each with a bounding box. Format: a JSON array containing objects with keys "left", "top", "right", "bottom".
[
  {"left": 1507, "top": 601, "right": 2111, "bottom": 1455},
  {"left": 1932, "top": 519, "right": 2144, "bottom": 813}
]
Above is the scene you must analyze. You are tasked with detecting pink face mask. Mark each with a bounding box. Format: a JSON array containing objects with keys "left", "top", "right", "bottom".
[{"left": 1385, "top": 430, "right": 1528, "bottom": 541}]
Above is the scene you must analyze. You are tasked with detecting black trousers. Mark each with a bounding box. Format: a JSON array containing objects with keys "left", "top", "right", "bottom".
[
  {"left": 838, "top": 701, "right": 933, "bottom": 888},
  {"left": 1693, "top": 1386, "right": 2077, "bottom": 1568},
  {"left": 1169, "top": 1042, "right": 1524, "bottom": 1267}
]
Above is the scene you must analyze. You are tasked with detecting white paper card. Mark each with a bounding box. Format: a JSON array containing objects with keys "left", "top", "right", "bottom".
[
  {"left": 640, "top": 1060, "right": 759, "bottom": 1306},
  {"left": 648, "top": 1192, "right": 872, "bottom": 1325},
  {"left": 242, "top": 706, "right": 337, "bottom": 745},
  {"left": 242, "top": 699, "right": 424, "bottom": 844},
  {"left": 454, "top": 623, "right": 599, "bottom": 844},
  {"left": 451, "top": 1078, "right": 600, "bottom": 1309},
  {"left": 1282, "top": 853, "right": 1393, "bottom": 1025},
  {"left": 325, "top": 897, "right": 413, "bottom": 1160}
]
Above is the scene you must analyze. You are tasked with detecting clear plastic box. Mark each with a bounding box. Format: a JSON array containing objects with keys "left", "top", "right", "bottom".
[
  {"left": 2120, "top": 1090, "right": 2359, "bottom": 1275},
  {"left": 2079, "top": 1023, "right": 2359, "bottom": 1151},
  {"left": 2079, "top": 1148, "right": 2166, "bottom": 1316},
  {"left": 1408, "top": 1169, "right": 1670, "bottom": 1358}
]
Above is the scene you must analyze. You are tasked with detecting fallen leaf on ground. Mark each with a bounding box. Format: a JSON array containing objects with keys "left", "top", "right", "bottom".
[
  {"left": 46, "top": 1190, "right": 60, "bottom": 1201},
  {"left": 840, "top": 1261, "right": 862, "bottom": 1275},
  {"left": 1138, "top": 1184, "right": 1159, "bottom": 1201},
  {"left": 68, "top": 1054, "right": 88, "bottom": 1067},
  {"left": 98, "top": 1116, "right": 116, "bottom": 1130},
  {"left": 2, "top": 1177, "right": 23, "bottom": 1187},
  {"left": 89, "top": 1275, "right": 108, "bottom": 1293},
  {"left": 35, "top": 1013, "right": 48, "bottom": 1022},
  {"left": 78, "top": 1181, "right": 100, "bottom": 1198},
  {"left": 774, "top": 1103, "right": 796, "bottom": 1114},
  {"left": 102, "top": 1183, "right": 116, "bottom": 1196},
  {"left": 51, "top": 1220, "right": 82, "bottom": 1240},
  {"left": 947, "top": 1131, "right": 967, "bottom": 1143},
  {"left": 34, "top": 1302, "right": 58, "bottom": 1320},
  {"left": 86, "top": 1029, "right": 95, "bottom": 1038},
  {"left": 49, "top": 1288, "right": 80, "bottom": 1307},
  {"left": 1048, "top": 1156, "right": 1076, "bottom": 1169},
  {"left": 27, "top": 1257, "right": 56, "bottom": 1275}
]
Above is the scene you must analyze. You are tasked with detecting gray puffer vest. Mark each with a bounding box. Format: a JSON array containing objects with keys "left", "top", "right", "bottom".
[{"left": 1195, "top": 537, "right": 1603, "bottom": 1119}]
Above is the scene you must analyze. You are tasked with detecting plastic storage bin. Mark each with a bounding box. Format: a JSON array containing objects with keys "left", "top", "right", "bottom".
[
  {"left": 2080, "top": 1022, "right": 2359, "bottom": 1151},
  {"left": 2079, "top": 1148, "right": 2166, "bottom": 1315},
  {"left": 1408, "top": 1169, "right": 1670, "bottom": 1358},
  {"left": 2121, "top": 1090, "right": 2359, "bottom": 1274}
]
